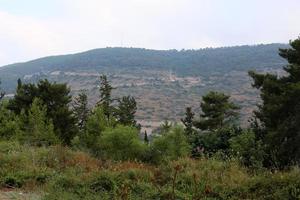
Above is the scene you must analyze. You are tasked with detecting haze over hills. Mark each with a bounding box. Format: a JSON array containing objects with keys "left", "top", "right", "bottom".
[{"left": 0, "top": 43, "right": 288, "bottom": 130}]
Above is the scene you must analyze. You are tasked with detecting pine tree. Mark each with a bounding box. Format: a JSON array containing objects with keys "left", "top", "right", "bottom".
[
  {"left": 194, "top": 91, "right": 239, "bottom": 131},
  {"left": 116, "top": 96, "right": 138, "bottom": 127},
  {"left": 0, "top": 80, "right": 5, "bottom": 101},
  {"left": 73, "top": 91, "right": 89, "bottom": 132},
  {"left": 181, "top": 107, "right": 195, "bottom": 136},
  {"left": 249, "top": 36, "right": 300, "bottom": 167},
  {"left": 8, "top": 79, "right": 77, "bottom": 145},
  {"left": 97, "top": 75, "right": 115, "bottom": 120}
]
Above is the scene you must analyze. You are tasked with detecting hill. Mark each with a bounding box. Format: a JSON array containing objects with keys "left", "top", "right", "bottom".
[{"left": 0, "top": 44, "right": 288, "bottom": 129}]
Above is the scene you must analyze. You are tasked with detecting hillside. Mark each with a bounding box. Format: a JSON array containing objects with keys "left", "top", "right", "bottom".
[{"left": 0, "top": 44, "right": 288, "bottom": 129}]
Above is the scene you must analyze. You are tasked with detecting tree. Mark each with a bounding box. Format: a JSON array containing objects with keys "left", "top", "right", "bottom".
[
  {"left": 17, "top": 98, "right": 59, "bottom": 146},
  {"left": 8, "top": 79, "right": 77, "bottom": 145},
  {"left": 97, "top": 75, "right": 114, "bottom": 120},
  {"left": 0, "top": 80, "right": 5, "bottom": 101},
  {"left": 249, "top": 37, "right": 300, "bottom": 167},
  {"left": 181, "top": 107, "right": 195, "bottom": 136},
  {"left": 116, "top": 96, "right": 138, "bottom": 127},
  {"left": 144, "top": 130, "right": 149, "bottom": 144},
  {"left": 72, "top": 91, "right": 89, "bottom": 132},
  {"left": 194, "top": 91, "right": 239, "bottom": 131},
  {"left": 160, "top": 120, "right": 173, "bottom": 134}
]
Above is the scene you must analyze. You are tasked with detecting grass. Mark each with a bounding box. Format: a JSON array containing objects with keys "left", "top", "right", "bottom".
[{"left": 0, "top": 140, "right": 300, "bottom": 199}]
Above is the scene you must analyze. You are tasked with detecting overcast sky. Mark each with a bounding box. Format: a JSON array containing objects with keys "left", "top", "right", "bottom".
[{"left": 0, "top": 0, "right": 299, "bottom": 66}]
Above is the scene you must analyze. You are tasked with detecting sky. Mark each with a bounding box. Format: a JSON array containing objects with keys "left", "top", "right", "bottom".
[{"left": 0, "top": 0, "right": 299, "bottom": 66}]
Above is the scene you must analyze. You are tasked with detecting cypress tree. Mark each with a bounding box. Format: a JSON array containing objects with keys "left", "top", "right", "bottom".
[{"left": 144, "top": 130, "right": 149, "bottom": 144}]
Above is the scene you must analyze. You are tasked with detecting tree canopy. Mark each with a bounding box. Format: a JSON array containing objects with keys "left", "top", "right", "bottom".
[
  {"left": 249, "top": 37, "right": 300, "bottom": 167},
  {"left": 8, "top": 79, "right": 77, "bottom": 145}
]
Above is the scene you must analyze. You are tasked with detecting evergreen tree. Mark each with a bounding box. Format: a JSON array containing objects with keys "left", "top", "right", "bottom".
[
  {"left": 97, "top": 75, "right": 114, "bottom": 120},
  {"left": 116, "top": 96, "right": 138, "bottom": 127},
  {"left": 18, "top": 98, "right": 59, "bottom": 146},
  {"left": 181, "top": 107, "right": 195, "bottom": 136},
  {"left": 249, "top": 37, "right": 300, "bottom": 167},
  {"left": 144, "top": 130, "right": 149, "bottom": 144},
  {"left": 0, "top": 80, "right": 5, "bottom": 101},
  {"left": 160, "top": 120, "right": 172, "bottom": 134},
  {"left": 194, "top": 91, "right": 239, "bottom": 131},
  {"left": 8, "top": 79, "right": 77, "bottom": 145},
  {"left": 73, "top": 91, "right": 89, "bottom": 132}
]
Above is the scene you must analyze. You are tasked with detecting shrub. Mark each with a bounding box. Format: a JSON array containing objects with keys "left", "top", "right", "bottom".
[
  {"left": 191, "top": 126, "right": 241, "bottom": 157},
  {"left": 150, "top": 126, "right": 190, "bottom": 164},
  {"left": 0, "top": 101, "right": 21, "bottom": 140},
  {"left": 98, "top": 125, "right": 147, "bottom": 161},
  {"left": 90, "top": 173, "right": 116, "bottom": 193},
  {"left": 74, "top": 106, "right": 117, "bottom": 153},
  {"left": 229, "top": 130, "right": 266, "bottom": 168}
]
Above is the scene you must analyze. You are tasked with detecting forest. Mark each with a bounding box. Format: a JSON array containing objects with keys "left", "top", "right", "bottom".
[{"left": 0, "top": 37, "right": 299, "bottom": 199}]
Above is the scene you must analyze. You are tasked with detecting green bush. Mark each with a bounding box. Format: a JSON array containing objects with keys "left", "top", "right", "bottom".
[
  {"left": 191, "top": 126, "right": 241, "bottom": 157},
  {"left": 90, "top": 173, "right": 116, "bottom": 193},
  {"left": 0, "top": 140, "right": 23, "bottom": 153},
  {"left": 0, "top": 101, "right": 21, "bottom": 140},
  {"left": 150, "top": 126, "right": 190, "bottom": 164},
  {"left": 229, "top": 130, "right": 266, "bottom": 168},
  {"left": 16, "top": 98, "right": 59, "bottom": 146},
  {"left": 98, "top": 125, "right": 147, "bottom": 161},
  {"left": 73, "top": 106, "right": 117, "bottom": 153}
]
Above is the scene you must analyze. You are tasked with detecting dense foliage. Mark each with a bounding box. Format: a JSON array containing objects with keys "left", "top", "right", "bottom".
[
  {"left": 249, "top": 37, "right": 300, "bottom": 168},
  {"left": 0, "top": 37, "right": 299, "bottom": 199},
  {"left": 0, "top": 80, "right": 4, "bottom": 101},
  {"left": 8, "top": 79, "right": 77, "bottom": 145}
]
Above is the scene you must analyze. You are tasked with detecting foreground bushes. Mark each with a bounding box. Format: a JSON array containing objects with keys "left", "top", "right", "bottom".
[
  {"left": 149, "top": 126, "right": 190, "bottom": 164},
  {"left": 98, "top": 125, "right": 147, "bottom": 161},
  {"left": 1, "top": 141, "right": 300, "bottom": 199}
]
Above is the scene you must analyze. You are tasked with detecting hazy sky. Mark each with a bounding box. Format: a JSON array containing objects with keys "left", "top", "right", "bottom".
[{"left": 0, "top": 0, "right": 299, "bottom": 66}]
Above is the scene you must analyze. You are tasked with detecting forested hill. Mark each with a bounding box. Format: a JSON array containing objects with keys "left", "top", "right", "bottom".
[{"left": 0, "top": 43, "right": 288, "bottom": 90}]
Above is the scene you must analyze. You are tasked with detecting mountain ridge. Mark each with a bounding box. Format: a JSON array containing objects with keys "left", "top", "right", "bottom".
[{"left": 1, "top": 43, "right": 287, "bottom": 69}]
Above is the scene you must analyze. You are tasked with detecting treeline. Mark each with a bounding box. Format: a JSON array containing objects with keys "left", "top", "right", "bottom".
[{"left": 0, "top": 37, "right": 299, "bottom": 169}]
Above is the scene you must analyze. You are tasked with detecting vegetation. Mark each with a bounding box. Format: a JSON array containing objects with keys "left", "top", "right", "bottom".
[
  {"left": 0, "top": 44, "right": 289, "bottom": 125},
  {"left": 72, "top": 91, "right": 89, "bottom": 132},
  {"left": 0, "top": 142, "right": 300, "bottom": 199},
  {"left": 0, "top": 80, "right": 5, "bottom": 101},
  {"left": 0, "top": 37, "right": 299, "bottom": 199},
  {"left": 0, "top": 44, "right": 287, "bottom": 92},
  {"left": 249, "top": 37, "right": 300, "bottom": 168}
]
